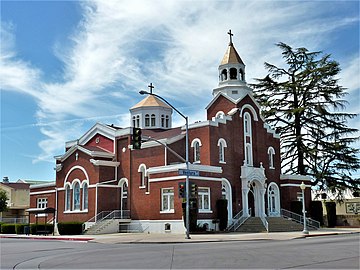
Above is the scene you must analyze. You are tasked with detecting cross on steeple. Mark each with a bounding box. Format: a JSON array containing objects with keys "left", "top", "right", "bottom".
[
  {"left": 227, "top": 29, "right": 233, "bottom": 45},
  {"left": 148, "top": 83, "right": 154, "bottom": 94}
]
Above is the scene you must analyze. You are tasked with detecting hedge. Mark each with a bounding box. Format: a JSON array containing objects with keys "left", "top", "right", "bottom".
[
  {"left": 325, "top": 202, "right": 337, "bottom": 227},
  {"left": 15, "top": 224, "right": 27, "bottom": 234},
  {"left": 58, "top": 222, "right": 83, "bottom": 235},
  {"left": 30, "top": 223, "right": 54, "bottom": 235},
  {"left": 216, "top": 199, "right": 228, "bottom": 231},
  {"left": 1, "top": 223, "right": 16, "bottom": 234},
  {"left": 310, "top": 201, "right": 324, "bottom": 226}
]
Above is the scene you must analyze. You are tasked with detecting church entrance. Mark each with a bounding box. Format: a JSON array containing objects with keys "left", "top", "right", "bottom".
[{"left": 119, "top": 179, "right": 128, "bottom": 212}]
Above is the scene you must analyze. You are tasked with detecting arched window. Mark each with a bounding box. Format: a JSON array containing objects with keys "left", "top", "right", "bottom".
[
  {"left": 73, "top": 182, "right": 81, "bottom": 210},
  {"left": 132, "top": 116, "right": 136, "bottom": 127},
  {"left": 151, "top": 114, "right": 156, "bottom": 126},
  {"left": 138, "top": 164, "right": 146, "bottom": 188},
  {"left": 217, "top": 138, "right": 227, "bottom": 163},
  {"left": 191, "top": 138, "right": 202, "bottom": 163},
  {"left": 65, "top": 184, "right": 71, "bottom": 211},
  {"left": 240, "top": 69, "right": 245, "bottom": 81},
  {"left": 136, "top": 115, "right": 140, "bottom": 127},
  {"left": 243, "top": 112, "right": 253, "bottom": 166},
  {"left": 244, "top": 113, "right": 251, "bottom": 136},
  {"left": 268, "top": 147, "right": 275, "bottom": 169},
  {"left": 215, "top": 111, "right": 225, "bottom": 119},
  {"left": 145, "top": 114, "right": 150, "bottom": 127},
  {"left": 221, "top": 69, "right": 227, "bottom": 80},
  {"left": 230, "top": 68, "right": 237, "bottom": 79},
  {"left": 82, "top": 182, "right": 88, "bottom": 210},
  {"left": 161, "top": 115, "right": 165, "bottom": 127},
  {"left": 165, "top": 115, "right": 169, "bottom": 128}
]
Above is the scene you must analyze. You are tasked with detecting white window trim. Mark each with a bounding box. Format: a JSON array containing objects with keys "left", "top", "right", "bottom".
[
  {"left": 37, "top": 198, "right": 48, "bottom": 209},
  {"left": 268, "top": 147, "right": 275, "bottom": 169},
  {"left": 243, "top": 112, "right": 253, "bottom": 166},
  {"left": 191, "top": 138, "right": 202, "bottom": 163},
  {"left": 82, "top": 181, "right": 89, "bottom": 210},
  {"left": 138, "top": 164, "right": 147, "bottom": 187},
  {"left": 198, "top": 187, "right": 211, "bottom": 213},
  {"left": 72, "top": 180, "right": 81, "bottom": 211},
  {"left": 161, "top": 187, "right": 174, "bottom": 213},
  {"left": 217, "top": 138, "right": 227, "bottom": 163}
]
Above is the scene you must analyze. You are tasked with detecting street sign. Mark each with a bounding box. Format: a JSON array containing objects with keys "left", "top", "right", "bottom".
[{"left": 178, "top": 169, "right": 199, "bottom": 177}]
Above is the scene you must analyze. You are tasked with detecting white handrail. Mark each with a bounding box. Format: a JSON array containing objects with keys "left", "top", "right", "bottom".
[
  {"left": 260, "top": 216, "right": 268, "bottom": 232},
  {"left": 281, "top": 208, "right": 320, "bottom": 229}
]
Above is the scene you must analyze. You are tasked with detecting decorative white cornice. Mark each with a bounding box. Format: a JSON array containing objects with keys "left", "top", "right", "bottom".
[
  {"left": 147, "top": 163, "right": 223, "bottom": 175},
  {"left": 139, "top": 134, "right": 185, "bottom": 149},
  {"left": 90, "top": 159, "right": 120, "bottom": 167},
  {"left": 280, "top": 174, "right": 312, "bottom": 181},
  {"left": 30, "top": 182, "right": 56, "bottom": 189},
  {"left": 149, "top": 175, "right": 223, "bottom": 182},
  {"left": 55, "top": 164, "right": 63, "bottom": 172},
  {"left": 280, "top": 183, "right": 312, "bottom": 188},
  {"left": 56, "top": 145, "right": 114, "bottom": 163}
]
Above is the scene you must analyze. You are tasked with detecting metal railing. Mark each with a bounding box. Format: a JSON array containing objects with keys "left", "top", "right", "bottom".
[
  {"left": 227, "top": 208, "right": 251, "bottom": 232},
  {"left": 260, "top": 216, "right": 269, "bottom": 232},
  {"left": 0, "top": 217, "right": 29, "bottom": 224},
  {"left": 102, "top": 210, "right": 130, "bottom": 220},
  {"left": 86, "top": 211, "right": 112, "bottom": 223},
  {"left": 281, "top": 208, "right": 320, "bottom": 229}
]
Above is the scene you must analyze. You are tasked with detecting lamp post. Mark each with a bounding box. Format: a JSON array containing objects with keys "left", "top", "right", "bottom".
[
  {"left": 139, "top": 88, "right": 191, "bottom": 239},
  {"left": 299, "top": 182, "right": 309, "bottom": 235}
]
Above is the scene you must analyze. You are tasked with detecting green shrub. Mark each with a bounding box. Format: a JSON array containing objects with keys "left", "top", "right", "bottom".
[
  {"left": 216, "top": 199, "right": 228, "bottom": 231},
  {"left": 1, "top": 223, "right": 16, "bottom": 234},
  {"left": 291, "top": 201, "right": 303, "bottom": 215},
  {"left": 325, "top": 202, "right": 337, "bottom": 227},
  {"left": 58, "top": 222, "right": 83, "bottom": 235},
  {"left": 310, "top": 201, "right": 324, "bottom": 226},
  {"left": 30, "top": 223, "right": 54, "bottom": 235},
  {"left": 15, "top": 224, "right": 27, "bottom": 234}
]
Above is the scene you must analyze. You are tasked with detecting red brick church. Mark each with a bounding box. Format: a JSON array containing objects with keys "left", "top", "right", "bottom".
[{"left": 29, "top": 33, "right": 312, "bottom": 234}]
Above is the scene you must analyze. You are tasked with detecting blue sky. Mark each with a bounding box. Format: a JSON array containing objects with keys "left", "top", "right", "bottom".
[{"left": 1, "top": 0, "right": 359, "bottom": 182}]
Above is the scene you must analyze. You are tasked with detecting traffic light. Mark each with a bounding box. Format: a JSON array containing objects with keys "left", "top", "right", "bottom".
[
  {"left": 178, "top": 182, "right": 185, "bottom": 198},
  {"left": 191, "top": 183, "right": 198, "bottom": 197},
  {"left": 132, "top": 127, "right": 142, "bottom": 149}
]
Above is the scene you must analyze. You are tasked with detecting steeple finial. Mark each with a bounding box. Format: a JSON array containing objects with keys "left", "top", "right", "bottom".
[
  {"left": 148, "top": 83, "right": 154, "bottom": 94},
  {"left": 227, "top": 29, "right": 233, "bottom": 45}
]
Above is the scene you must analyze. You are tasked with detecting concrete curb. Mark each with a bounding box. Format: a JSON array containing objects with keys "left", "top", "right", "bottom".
[{"left": 0, "top": 235, "right": 93, "bottom": 242}]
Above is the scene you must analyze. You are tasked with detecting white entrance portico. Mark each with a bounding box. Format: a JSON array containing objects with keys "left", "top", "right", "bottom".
[{"left": 241, "top": 163, "right": 267, "bottom": 217}]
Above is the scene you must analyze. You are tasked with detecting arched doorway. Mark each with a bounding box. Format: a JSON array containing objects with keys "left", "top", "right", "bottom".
[
  {"left": 118, "top": 178, "right": 128, "bottom": 212},
  {"left": 246, "top": 180, "right": 266, "bottom": 217},
  {"left": 267, "top": 183, "right": 280, "bottom": 216},
  {"left": 221, "top": 179, "right": 233, "bottom": 224}
]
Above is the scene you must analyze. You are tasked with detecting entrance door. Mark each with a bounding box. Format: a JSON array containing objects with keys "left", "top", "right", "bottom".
[
  {"left": 121, "top": 182, "right": 128, "bottom": 211},
  {"left": 248, "top": 185, "right": 255, "bottom": 217}
]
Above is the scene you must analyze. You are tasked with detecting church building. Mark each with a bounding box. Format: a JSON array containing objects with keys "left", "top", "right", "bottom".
[{"left": 29, "top": 32, "right": 312, "bottom": 234}]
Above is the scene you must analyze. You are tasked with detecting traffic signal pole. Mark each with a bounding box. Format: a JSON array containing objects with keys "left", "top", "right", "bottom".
[
  {"left": 185, "top": 116, "right": 190, "bottom": 239},
  {"left": 139, "top": 88, "right": 191, "bottom": 239}
]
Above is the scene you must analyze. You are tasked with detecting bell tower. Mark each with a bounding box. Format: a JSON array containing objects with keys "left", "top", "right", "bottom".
[{"left": 212, "top": 30, "right": 252, "bottom": 99}]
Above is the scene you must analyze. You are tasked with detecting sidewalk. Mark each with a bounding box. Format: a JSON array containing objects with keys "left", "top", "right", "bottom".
[{"left": 1, "top": 228, "right": 359, "bottom": 244}]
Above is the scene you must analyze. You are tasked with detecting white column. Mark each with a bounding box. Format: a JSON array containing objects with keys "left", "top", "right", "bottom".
[
  {"left": 259, "top": 188, "right": 267, "bottom": 217},
  {"left": 242, "top": 188, "right": 249, "bottom": 217}
]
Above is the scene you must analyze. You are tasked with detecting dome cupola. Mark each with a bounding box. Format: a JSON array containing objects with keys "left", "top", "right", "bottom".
[{"left": 130, "top": 83, "right": 173, "bottom": 129}]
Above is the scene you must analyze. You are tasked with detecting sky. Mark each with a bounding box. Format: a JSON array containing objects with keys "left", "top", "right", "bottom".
[{"left": 0, "top": 0, "right": 359, "bottom": 183}]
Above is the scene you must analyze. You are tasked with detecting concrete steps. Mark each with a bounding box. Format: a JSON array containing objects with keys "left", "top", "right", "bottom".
[
  {"left": 84, "top": 219, "right": 131, "bottom": 235},
  {"left": 236, "top": 217, "right": 266, "bottom": 233},
  {"left": 266, "top": 217, "right": 303, "bottom": 232}
]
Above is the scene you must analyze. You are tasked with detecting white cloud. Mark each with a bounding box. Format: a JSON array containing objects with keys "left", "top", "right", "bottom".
[{"left": 1, "top": 0, "right": 359, "bottom": 165}]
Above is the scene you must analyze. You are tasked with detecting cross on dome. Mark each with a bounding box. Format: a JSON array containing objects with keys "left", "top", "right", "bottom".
[
  {"left": 148, "top": 83, "right": 154, "bottom": 94},
  {"left": 227, "top": 29, "right": 233, "bottom": 45}
]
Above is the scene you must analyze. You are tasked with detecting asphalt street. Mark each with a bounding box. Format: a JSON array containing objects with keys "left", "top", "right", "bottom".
[{"left": 1, "top": 234, "right": 359, "bottom": 269}]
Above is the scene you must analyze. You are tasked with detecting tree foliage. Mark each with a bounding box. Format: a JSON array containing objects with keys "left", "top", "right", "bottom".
[
  {"left": 0, "top": 189, "right": 8, "bottom": 212},
  {"left": 252, "top": 42, "right": 359, "bottom": 197}
]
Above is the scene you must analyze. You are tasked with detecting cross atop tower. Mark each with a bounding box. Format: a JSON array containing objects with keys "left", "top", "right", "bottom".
[
  {"left": 148, "top": 83, "right": 154, "bottom": 94},
  {"left": 227, "top": 29, "right": 233, "bottom": 45}
]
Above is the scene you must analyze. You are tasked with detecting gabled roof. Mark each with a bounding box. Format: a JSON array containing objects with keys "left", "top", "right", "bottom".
[
  {"left": 131, "top": 95, "right": 171, "bottom": 109},
  {"left": 0, "top": 182, "right": 30, "bottom": 189},
  {"left": 56, "top": 144, "right": 114, "bottom": 162},
  {"left": 220, "top": 43, "right": 245, "bottom": 65}
]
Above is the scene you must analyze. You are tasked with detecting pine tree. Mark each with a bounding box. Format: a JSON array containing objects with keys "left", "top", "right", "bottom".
[{"left": 252, "top": 42, "right": 359, "bottom": 197}]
